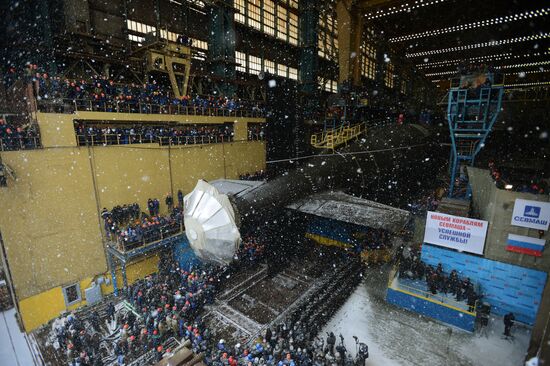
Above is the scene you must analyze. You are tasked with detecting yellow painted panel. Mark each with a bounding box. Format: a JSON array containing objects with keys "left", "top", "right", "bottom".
[
  {"left": 73, "top": 111, "right": 265, "bottom": 125},
  {"left": 19, "top": 255, "right": 160, "bottom": 332},
  {"left": 0, "top": 149, "right": 106, "bottom": 299},
  {"left": 91, "top": 146, "right": 172, "bottom": 214},
  {"left": 36, "top": 113, "right": 77, "bottom": 147}
]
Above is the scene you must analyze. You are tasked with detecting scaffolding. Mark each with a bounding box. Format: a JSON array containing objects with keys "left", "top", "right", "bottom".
[{"left": 447, "top": 73, "right": 504, "bottom": 197}]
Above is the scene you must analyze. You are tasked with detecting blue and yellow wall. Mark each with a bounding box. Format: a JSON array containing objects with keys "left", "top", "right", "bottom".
[{"left": 0, "top": 111, "right": 265, "bottom": 331}]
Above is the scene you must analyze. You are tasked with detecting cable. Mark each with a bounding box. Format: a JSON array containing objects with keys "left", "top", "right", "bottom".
[{"left": 265, "top": 143, "right": 429, "bottom": 164}]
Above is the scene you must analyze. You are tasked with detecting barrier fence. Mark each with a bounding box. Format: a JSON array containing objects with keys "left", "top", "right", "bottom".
[
  {"left": 76, "top": 132, "right": 265, "bottom": 147},
  {"left": 38, "top": 98, "right": 266, "bottom": 118},
  {"left": 111, "top": 222, "right": 184, "bottom": 252},
  {"left": 0, "top": 136, "right": 41, "bottom": 151}
]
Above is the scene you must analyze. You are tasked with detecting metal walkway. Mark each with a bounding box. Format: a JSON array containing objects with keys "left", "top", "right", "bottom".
[{"left": 310, "top": 122, "right": 367, "bottom": 150}]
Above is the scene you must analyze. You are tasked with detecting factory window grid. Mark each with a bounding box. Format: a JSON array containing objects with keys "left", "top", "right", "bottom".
[
  {"left": 385, "top": 62, "right": 395, "bottom": 88},
  {"left": 234, "top": 1, "right": 298, "bottom": 45},
  {"left": 322, "top": 79, "right": 337, "bottom": 93},
  {"left": 247, "top": 0, "right": 261, "bottom": 30},
  {"left": 62, "top": 283, "right": 81, "bottom": 307},
  {"left": 277, "top": 63, "right": 289, "bottom": 78},
  {"left": 288, "top": 67, "right": 298, "bottom": 80},
  {"left": 263, "top": 0, "right": 276, "bottom": 36},
  {"left": 361, "top": 42, "right": 376, "bottom": 80},
  {"left": 236, "top": 51, "right": 247, "bottom": 72},
  {"left": 235, "top": 0, "right": 246, "bottom": 23},
  {"left": 401, "top": 80, "right": 408, "bottom": 95},
  {"left": 264, "top": 59, "right": 276, "bottom": 74},
  {"left": 318, "top": 12, "right": 338, "bottom": 61},
  {"left": 248, "top": 55, "right": 262, "bottom": 75}
]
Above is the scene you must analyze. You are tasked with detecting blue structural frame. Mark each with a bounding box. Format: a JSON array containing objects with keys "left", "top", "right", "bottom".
[
  {"left": 106, "top": 233, "right": 185, "bottom": 296},
  {"left": 447, "top": 74, "right": 504, "bottom": 198}
]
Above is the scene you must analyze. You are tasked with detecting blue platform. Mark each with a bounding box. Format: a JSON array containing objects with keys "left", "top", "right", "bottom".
[
  {"left": 386, "top": 287, "right": 476, "bottom": 332},
  {"left": 421, "top": 244, "right": 547, "bottom": 325},
  {"left": 173, "top": 236, "right": 200, "bottom": 271}
]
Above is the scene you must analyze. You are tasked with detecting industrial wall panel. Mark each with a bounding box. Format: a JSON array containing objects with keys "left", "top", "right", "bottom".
[
  {"left": 386, "top": 288, "right": 475, "bottom": 332},
  {"left": 421, "top": 244, "right": 547, "bottom": 325}
]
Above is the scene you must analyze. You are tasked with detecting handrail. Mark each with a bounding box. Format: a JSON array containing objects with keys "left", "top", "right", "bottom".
[
  {"left": 112, "top": 222, "right": 184, "bottom": 252},
  {"left": 37, "top": 98, "right": 266, "bottom": 117},
  {"left": 311, "top": 122, "right": 367, "bottom": 150},
  {"left": 0, "top": 136, "right": 42, "bottom": 152},
  {"left": 75, "top": 133, "right": 265, "bottom": 147},
  {"left": 389, "top": 271, "right": 477, "bottom": 315}
]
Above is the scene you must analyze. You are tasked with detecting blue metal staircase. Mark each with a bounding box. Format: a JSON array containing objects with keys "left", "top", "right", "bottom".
[{"left": 447, "top": 73, "right": 504, "bottom": 197}]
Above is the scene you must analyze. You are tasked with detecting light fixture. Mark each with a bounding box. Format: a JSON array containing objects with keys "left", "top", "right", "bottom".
[
  {"left": 505, "top": 184, "right": 513, "bottom": 190},
  {"left": 406, "top": 33, "right": 550, "bottom": 58},
  {"left": 391, "top": 8, "right": 550, "bottom": 43},
  {"left": 364, "top": 0, "right": 451, "bottom": 20}
]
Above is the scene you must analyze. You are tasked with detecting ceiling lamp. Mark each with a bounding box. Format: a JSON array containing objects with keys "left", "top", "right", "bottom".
[
  {"left": 391, "top": 8, "right": 549, "bottom": 43},
  {"left": 364, "top": 0, "right": 452, "bottom": 20},
  {"left": 406, "top": 33, "right": 550, "bottom": 58}
]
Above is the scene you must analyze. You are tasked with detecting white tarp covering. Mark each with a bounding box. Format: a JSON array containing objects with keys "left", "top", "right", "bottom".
[
  {"left": 287, "top": 191, "right": 411, "bottom": 233},
  {"left": 511, "top": 198, "right": 550, "bottom": 231},
  {"left": 184, "top": 180, "right": 241, "bottom": 263},
  {"left": 423, "top": 211, "right": 488, "bottom": 255}
]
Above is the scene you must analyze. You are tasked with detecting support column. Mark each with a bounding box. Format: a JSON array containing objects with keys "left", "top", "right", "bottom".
[
  {"left": 208, "top": 0, "right": 236, "bottom": 97},
  {"left": 336, "top": 0, "right": 363, "bottom": 87},
  {"left": 298, "top": 0, "right": 319, "bottom": 121},
  {"left": 107, "top": 253, "right": 118, "bottom": 296}
]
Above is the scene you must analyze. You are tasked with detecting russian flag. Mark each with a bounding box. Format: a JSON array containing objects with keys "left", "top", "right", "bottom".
[{"left": 506, "top": 234, "right": 546, "bottom": 257}]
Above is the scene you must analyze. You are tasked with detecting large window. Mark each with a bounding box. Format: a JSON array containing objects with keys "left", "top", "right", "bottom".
[
  {"left": 361, "top": 42, "right": 376, "bottom": 80},
  {"left": 235, "top": 51, "right": 296, "bottom": 81},
  {"left": 234, "top": 0, "right": 298, "bottom": 46},
  {"left": 248, "top": 55, "right": 262, "bottom": 75},
  {"left": 318, "top": 12, "right": 338, "bottom": 61},
  {"left": 385, "top": 63, "right": 394, "bottom": 88},
  {"left": 236, "top": 51, "right": 247, "bottom": 72},
  {"left": 277, "top": 5, "right": 288, "bottom": 41},
  {"left": 247, "top": 0, "right": 261, "bottom": 30}
]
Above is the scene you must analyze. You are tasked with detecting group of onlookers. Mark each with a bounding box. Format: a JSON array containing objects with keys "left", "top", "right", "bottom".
[
  {"left": 488, "top": 160, "right": 548, "bottom": 194},
  {"left": 24, "top": 70, "right": 265, "bottom": 116},
  {"left": 399, "top": 248, "right": 479, "bottom": 312},
  {"left": 74, "top": 123, "right": 234, "bottom": 146},
  {"left": 0, "top": 118, "right": 40, "bottom": 151},
  {"left": 239, "top": 170, "right": 267, "bottom": 181},
  {"left": 101, "top": 193, "right": 186, "bottom": 249}
]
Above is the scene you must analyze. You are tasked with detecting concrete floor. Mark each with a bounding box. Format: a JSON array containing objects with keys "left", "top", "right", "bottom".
[{"left": 321, "top": 265, "right": 531, "bottom": 366}]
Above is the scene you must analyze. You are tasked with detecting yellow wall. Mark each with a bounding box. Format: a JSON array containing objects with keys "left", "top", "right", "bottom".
[
  {"left": 19, "top": 254, "right": 160, "bottom": 332},
  {"left": 0, "top": 112, "right": 266, "bottom": 332}
]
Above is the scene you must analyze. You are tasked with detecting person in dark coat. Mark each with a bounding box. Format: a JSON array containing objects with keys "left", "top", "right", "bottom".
[
  {"left": 178, "top": 190, "right": 184, "bottom": 208},
  {"left": 504, "top": 312, "right": 515, "bottom": 337},
  {"left": 166, "top": 195, "right": 173, "bottom": 212},
  {"left": 326, "top": 332, "right": 336, "bottom": 355},
  {"left": 107, "top": 302, "right": 116, "bottom": 323}
]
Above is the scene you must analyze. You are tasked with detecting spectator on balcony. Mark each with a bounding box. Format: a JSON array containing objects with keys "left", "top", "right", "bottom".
[{"left": 166, "top": 194, "right": 173, "bottom": 212}]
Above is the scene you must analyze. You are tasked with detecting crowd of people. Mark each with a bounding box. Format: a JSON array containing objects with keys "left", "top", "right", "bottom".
[
  {"left": 236, "top": 236, "right": 265, "bottom": 262},
  {"left": 52, "top": 257, "right": 221, "bottom": 366},
  {"left": 75, "top": 123, "right": 234, "bottom": 146},
  {"left": 488, "top": 160, "right": 548, "bottom": 194},
  {"left": 0, "top": 118, "right": 40, "bottom": 151},
  {"left": 101, "top": 193, "right": 186, "bottom": 249},
  {"left": 238, "top": 170, "right": 267, "bottom": 181},
  {"left": 398, "top": 248, "right": 479, "bottom": 312},
  {"left": 21, "top": 67, "right": 265, "bottom": 116}
]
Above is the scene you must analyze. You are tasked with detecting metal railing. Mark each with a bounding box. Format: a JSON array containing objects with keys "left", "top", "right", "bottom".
[
  {"left": 38, "top": 98, "right": 266, "bottom": 117},
  {"left": 76, "top": 133, "right": 235, "bottom": 146},
  {"left": 111, "top": 222, "right": 184, "bottom": 252},
  {"left": 0, "top": 136, "right": 41, "bottom": 151},
  {"left": 389, "top": 271, "right": 477, "bottom": 314},
  {"left": 77, "top": 131, "right": 265, "bottom": 147}
]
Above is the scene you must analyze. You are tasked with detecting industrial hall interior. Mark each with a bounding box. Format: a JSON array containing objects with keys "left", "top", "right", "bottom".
[{"left": 0, "top": 0, "right": 549, "bottom": 365}]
